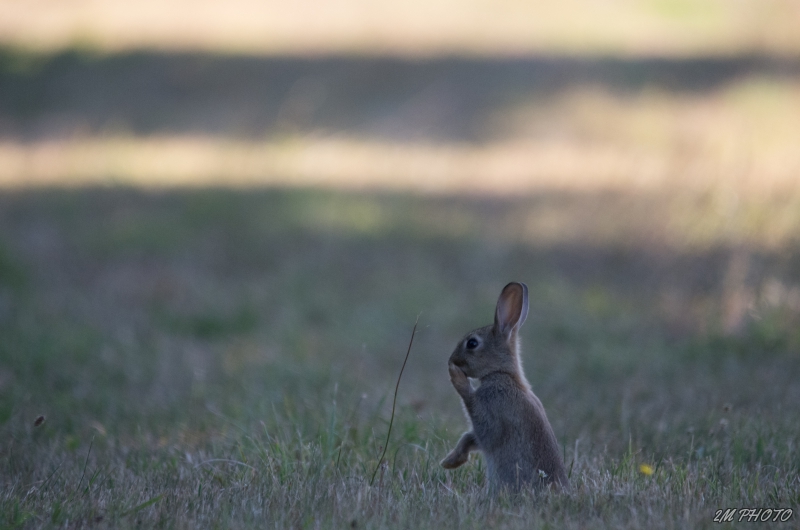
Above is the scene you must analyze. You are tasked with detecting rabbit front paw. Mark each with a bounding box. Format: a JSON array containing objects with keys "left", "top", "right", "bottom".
[
  {"left": 441, "top": 431, "right": 477, "bottom": 469},
  {"left": 448, "top": 362, "right": 471, "bottom": 397}
]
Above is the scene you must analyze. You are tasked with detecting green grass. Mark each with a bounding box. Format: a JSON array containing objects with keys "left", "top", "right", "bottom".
[{"left": 0, "top": 187, "right": 799, "bottom": 528}]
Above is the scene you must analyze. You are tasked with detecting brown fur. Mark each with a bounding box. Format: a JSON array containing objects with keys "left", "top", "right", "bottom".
[{"left": 440, "top": 282, "right": 569, "bottom": 492}]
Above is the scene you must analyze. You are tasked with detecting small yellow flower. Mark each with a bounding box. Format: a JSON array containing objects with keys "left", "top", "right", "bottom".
[{"left": 639, "top": 464, "right": 654, "bottom": 476}]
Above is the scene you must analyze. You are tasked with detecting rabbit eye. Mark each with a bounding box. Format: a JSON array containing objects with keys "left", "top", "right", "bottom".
[{"left": 466, "top": 338, "right": 479, "bottom": 350}]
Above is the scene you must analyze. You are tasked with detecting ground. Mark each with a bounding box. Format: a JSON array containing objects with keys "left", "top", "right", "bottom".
[{"left": 1, "top": 1, "right": 800, "bottom": 527}]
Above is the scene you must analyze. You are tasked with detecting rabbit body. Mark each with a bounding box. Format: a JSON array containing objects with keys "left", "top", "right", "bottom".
[{"left": 441, "top": 283, "right": 568, "bottom": 492}]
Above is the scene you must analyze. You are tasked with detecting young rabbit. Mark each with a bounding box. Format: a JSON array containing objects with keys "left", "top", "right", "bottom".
[{"left": 441, "top": 282, "right": 568, "bottom": 492}]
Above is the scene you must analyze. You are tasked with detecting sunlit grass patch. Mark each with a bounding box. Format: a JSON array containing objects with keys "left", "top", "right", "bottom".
[{"left": 2, "top": 0, "right": 800, "bottom": 56}]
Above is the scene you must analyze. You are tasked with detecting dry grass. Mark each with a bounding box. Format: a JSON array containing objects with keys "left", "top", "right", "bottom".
[
  {"left": 2, "top": 132, "right": 800, "bottom": 253},
  {"left": 2, "top": 0, "right": 800, "bottom": 56}
]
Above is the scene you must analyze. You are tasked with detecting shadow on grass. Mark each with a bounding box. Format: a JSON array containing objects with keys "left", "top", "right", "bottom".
[
  {"left": 1, "top": 185, "right": 798, "bottom": 346},
  {"left": 1, "top": 47, "right": 800, "bottom": 141}
]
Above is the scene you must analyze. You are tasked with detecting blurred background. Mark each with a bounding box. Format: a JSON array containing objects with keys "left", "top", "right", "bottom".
[{"left": 1, "top": 1, "right": 800, "bottom": 525}]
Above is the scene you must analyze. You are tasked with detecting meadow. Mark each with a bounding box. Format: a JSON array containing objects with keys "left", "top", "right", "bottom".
[
  {"left": 2, "top": 1, "right": 800, "bottom": 527},
  {"left": 1, "top": 180, "right": 799, "bottom": 528}
]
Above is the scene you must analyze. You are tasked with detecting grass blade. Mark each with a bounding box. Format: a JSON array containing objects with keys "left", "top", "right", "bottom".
[
  {"left": 121, "top": 494, "right": 164, "bottom": 517},
  {"left": 370, "top": 315, "right": 419, "bottom": 486}
]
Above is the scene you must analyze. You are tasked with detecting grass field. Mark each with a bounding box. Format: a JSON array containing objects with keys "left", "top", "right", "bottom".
[
  {"left": 2, "top": 1, "right": 800, "bottom": 528},
  {"left": 1, "top": 184, "right": 799, "bottom": 528}
]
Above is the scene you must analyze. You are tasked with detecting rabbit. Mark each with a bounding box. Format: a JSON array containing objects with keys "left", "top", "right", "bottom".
[{"left": 440, "top": 282, "right": 568, "bottom": 492}]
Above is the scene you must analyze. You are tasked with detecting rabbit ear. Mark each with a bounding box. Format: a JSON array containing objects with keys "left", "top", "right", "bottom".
[{"left": 494, "top": 282, "right": 529, "bottom": 340}]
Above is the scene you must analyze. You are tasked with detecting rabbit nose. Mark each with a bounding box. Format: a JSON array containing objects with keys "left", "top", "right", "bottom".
[{"left": 452, "top": 358, "right": 467, "bottom": 367}]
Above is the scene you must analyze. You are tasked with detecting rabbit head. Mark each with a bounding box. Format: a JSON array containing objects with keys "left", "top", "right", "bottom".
[{"left": 449, "top": 282, "right": 529, "bottom": 382}]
